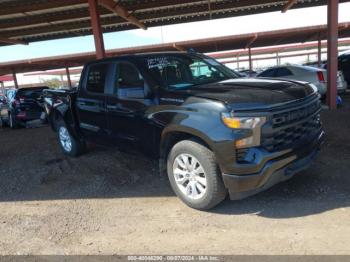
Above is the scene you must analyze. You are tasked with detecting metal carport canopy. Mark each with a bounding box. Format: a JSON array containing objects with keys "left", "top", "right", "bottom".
[
  {"left": 0, "top": 0, "right": 349, "bottom": 46},
  {"left": 0, "top": 22, "right": 349, "bottom": 76},
  {"left": 0, "top": 0, "right": 347, "bottom": 109}
]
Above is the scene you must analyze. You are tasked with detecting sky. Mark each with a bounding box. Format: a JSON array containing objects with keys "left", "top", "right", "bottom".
[{"left": 1, "top": 3, "right": 350, "bottom": 85}]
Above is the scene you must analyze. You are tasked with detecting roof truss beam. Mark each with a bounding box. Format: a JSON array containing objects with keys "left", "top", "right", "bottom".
[
  {"left": 98, "top": 0, "right": 146, "bottom": 30},
  {"left": 282, "top": 0, "right": 298, "bottom": 13},
  {"left": 172, "top": 43, "right": 186, "bottom": 51},
  {"left": 0, "top": 38, "right": 27, "bottom": 45},
  {"left": 0, "top": 0, "right": 87, "bottom": 16},
  {"left": 245, "top": 34, "right": 258, "bottom": 48}
]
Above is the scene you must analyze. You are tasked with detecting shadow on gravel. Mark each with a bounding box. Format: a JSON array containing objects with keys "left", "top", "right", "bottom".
[
  {"left": 211, "top": 167, "right": 350, "bottom": 218},
  {"left": 0, "top": 97, "right": 349, "bottom": 219}
]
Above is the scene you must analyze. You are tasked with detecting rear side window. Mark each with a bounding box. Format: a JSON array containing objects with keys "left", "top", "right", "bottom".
[
  {"left": 86, "top": 63, "right": 108, "bottom": 93},
  {"left": 275, "top": 67, "right": 293, "bottom": 77},
  {"left": 259, "top": 69, "right": 275, "bottom": 77}
]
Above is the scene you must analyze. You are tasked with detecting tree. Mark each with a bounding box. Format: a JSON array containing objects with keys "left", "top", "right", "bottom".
[{"left": 42, "top": 78, "right": 61, "bottom": 88}]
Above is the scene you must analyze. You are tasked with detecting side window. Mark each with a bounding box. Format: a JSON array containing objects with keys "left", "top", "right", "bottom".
[
  {"left": 115, "top": 63, "right": 144, "bottom": 97},
  {"left": 275, "top": 67, "right": 293, "bottom": 77},
  {"left": 86, "top": 63, "right": 108, "bottom": 94},
  {"left": 190, "top": 61, "right": 223, "bottom": 78},
  {"left": 259, "top": 69, "right": 275, "bottom": 77}
]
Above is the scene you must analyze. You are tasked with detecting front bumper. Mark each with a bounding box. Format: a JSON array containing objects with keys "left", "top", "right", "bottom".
[{"left": 222, "top": 131, "right": 324, "bottom": 200}]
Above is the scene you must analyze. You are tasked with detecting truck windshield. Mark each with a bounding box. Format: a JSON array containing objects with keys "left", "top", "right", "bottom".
[{"left": 139, "top": 54, "right": 239, "bottom": 90}]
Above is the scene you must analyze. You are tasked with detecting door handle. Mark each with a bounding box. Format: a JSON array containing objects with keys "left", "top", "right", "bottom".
[{"left": 107, "top": 105, "right": 118, "bottom": 110}]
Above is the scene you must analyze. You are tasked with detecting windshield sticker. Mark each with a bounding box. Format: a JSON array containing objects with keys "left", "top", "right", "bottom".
[
  {"left": 204, "top": 58, "right": 220, "bottom": 66},
  {"left": 147, "top": 57, "right": 171, "bottom": 69}
]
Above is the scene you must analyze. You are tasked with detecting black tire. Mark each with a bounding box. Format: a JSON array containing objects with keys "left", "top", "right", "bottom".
[
  {"left": 40, "top": 112, "right": 48, "bottom": 124},
  {"left": 8, "top": 113, "right": 18, "bottom": 129},
  {"left": 56, "top": 120, "right": 86, "bottom": 157},
  {"left": 167, "top": 139, "right": 227, "bottom": 210}
]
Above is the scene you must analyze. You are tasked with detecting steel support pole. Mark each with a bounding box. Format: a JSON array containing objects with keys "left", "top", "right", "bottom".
[
  {"left": 12, "top": 70, "right": 19, "bottom": 89},
  {"left": 88, "top": 0, "right": 106, "bottom": 59},
  {"left": 327, "top": 0, "right": 338, "bottom": 109},
  {"left": 276, "top": 52, "right": 280, "bottom": 65},
  {"left": 318, "top": 35, "right": 322, "bottom": 67},
  {"left": 248, "top": 48, "right": 252, "bottom": 75},
  {"left": 65, "top": 67, "right": 72, "bottom": 88}
]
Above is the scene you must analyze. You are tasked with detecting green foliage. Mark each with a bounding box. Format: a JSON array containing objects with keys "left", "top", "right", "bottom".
[{"left": 42, "top": 78, "right": 61, "bottom": 88}]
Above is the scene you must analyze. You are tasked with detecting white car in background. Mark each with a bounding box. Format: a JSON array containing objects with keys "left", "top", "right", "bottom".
[{"left": 256, "top": 65, "right": 347, "bottom": 96}]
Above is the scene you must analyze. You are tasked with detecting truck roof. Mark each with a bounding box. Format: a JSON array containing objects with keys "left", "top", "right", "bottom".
[{"left": 85, "top": 51, "right": 202, "bottom": 65}]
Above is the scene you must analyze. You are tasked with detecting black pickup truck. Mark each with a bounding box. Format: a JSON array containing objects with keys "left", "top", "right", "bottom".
[{"left": 44, "top": 52, "right": 324, "bottom": 210}]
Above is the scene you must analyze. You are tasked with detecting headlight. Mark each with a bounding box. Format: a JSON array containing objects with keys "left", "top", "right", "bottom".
[{"left": 221, "top": 113, "right": 266, "bottom": 149}]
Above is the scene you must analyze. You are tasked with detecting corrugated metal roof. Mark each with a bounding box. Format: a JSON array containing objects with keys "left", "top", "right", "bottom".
[
  {"left": 1, "top": 22, "right": 349, "bottom": 75},
  {"left": 1, "top": 0, "right": 349, "bottom": 46}
]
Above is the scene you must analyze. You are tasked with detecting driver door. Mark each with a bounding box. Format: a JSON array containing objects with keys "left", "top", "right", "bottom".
[{"left": 105, "top": 61, "right": 152, "bottom": 146}]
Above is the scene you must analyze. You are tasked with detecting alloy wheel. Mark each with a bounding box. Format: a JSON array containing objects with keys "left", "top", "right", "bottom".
[
  {"left": 59, "top": 126, "right": 72, "bottom": 152},
  {"left": 172, "top": 153, "right": 207, "bottom": 200}
]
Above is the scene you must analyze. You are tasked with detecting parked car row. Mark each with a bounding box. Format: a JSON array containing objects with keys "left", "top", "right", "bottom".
[
  {"left": 0, "top": 86, "right": 48, "bottom": 128},
  {"left": 256, "top": 64, "right": 347, "bottom": 97},
  {"left": 249, "top": 50, "right": 350, "bottom": 97},
  {"left": 304, "top": 50, "right": 350, "bottom": 89}
]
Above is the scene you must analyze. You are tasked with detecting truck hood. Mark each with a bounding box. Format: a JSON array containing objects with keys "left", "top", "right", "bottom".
[{"left": 184, "top": 78, "right": 315, "bottom": 108}]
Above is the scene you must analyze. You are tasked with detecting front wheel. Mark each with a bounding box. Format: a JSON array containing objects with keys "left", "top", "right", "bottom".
[
  {"left": 167, "top": 139, "right": 227, "bottom": 210},
  {"left": 56, "top": 120, "right": 85, "bottom": 157}
]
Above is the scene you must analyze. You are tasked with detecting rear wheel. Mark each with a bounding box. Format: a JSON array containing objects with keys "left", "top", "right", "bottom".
[
  {"left": 8, "top": 113, "right": 18, "bottom": 129},
  {"left": 167, "top": 139, "right": 227, "bottom": 210},
  {"left": 56, "top": 120, "right": 85, "bottom": 157}
]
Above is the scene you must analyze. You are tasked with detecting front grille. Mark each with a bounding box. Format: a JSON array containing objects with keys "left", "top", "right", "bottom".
[
  {"left": 271, "top": 99, "right": 320, "bottom": 128},
  {"left": 261, "top": 98, "right": 322, "bottom": 152}
]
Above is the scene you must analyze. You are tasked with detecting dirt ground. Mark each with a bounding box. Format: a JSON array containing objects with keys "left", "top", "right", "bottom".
[{"left": 0, "top": 98, "right": 349, "bottom": 255}]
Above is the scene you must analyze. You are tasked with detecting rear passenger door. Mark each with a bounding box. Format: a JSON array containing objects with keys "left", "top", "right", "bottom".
[{"left": 76, "top": 62, "right": 112, "bottom": 143}]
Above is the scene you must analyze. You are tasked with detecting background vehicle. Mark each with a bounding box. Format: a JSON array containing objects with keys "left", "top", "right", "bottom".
[
  {"left": 6, "top": 86, "right": 48, "bottom": 129},
  {"left": 0, "top": 94, "right": 6, "bottom": 107},
  {"left": 238, "top": 69, "right": 258, "bottom": 77},
  {"left": 257, "top": 64, "right": 347, "bottom": 96},
  {"left": 0, "top": 95, "right": 7, "bottom": 126},
  {"left": 338, "top": 51, "right": 350, "bottom": 88},
  {"left": 44, "top": 52, "right": 323, "bottom": 210},
  {"left": 304, "top": 51, "right": 350, "bottom": 89}
]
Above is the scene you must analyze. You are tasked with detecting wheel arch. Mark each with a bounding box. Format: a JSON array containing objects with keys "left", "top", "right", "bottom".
[
  {"left": 159, "top": 125, "right": 214, "bottom": 176},
  {"left": 49, "top": 106, "right": 81, "bottom": 140}
]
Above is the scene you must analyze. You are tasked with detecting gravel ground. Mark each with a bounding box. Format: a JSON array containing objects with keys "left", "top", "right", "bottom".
[{"left": 0, "top": 98, "right": 349, "bottom": 255}]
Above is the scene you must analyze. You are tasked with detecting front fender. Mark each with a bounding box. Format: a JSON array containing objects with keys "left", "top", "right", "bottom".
[{"left": 155, "top": 98, "right": 237, "bottom": 174}]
